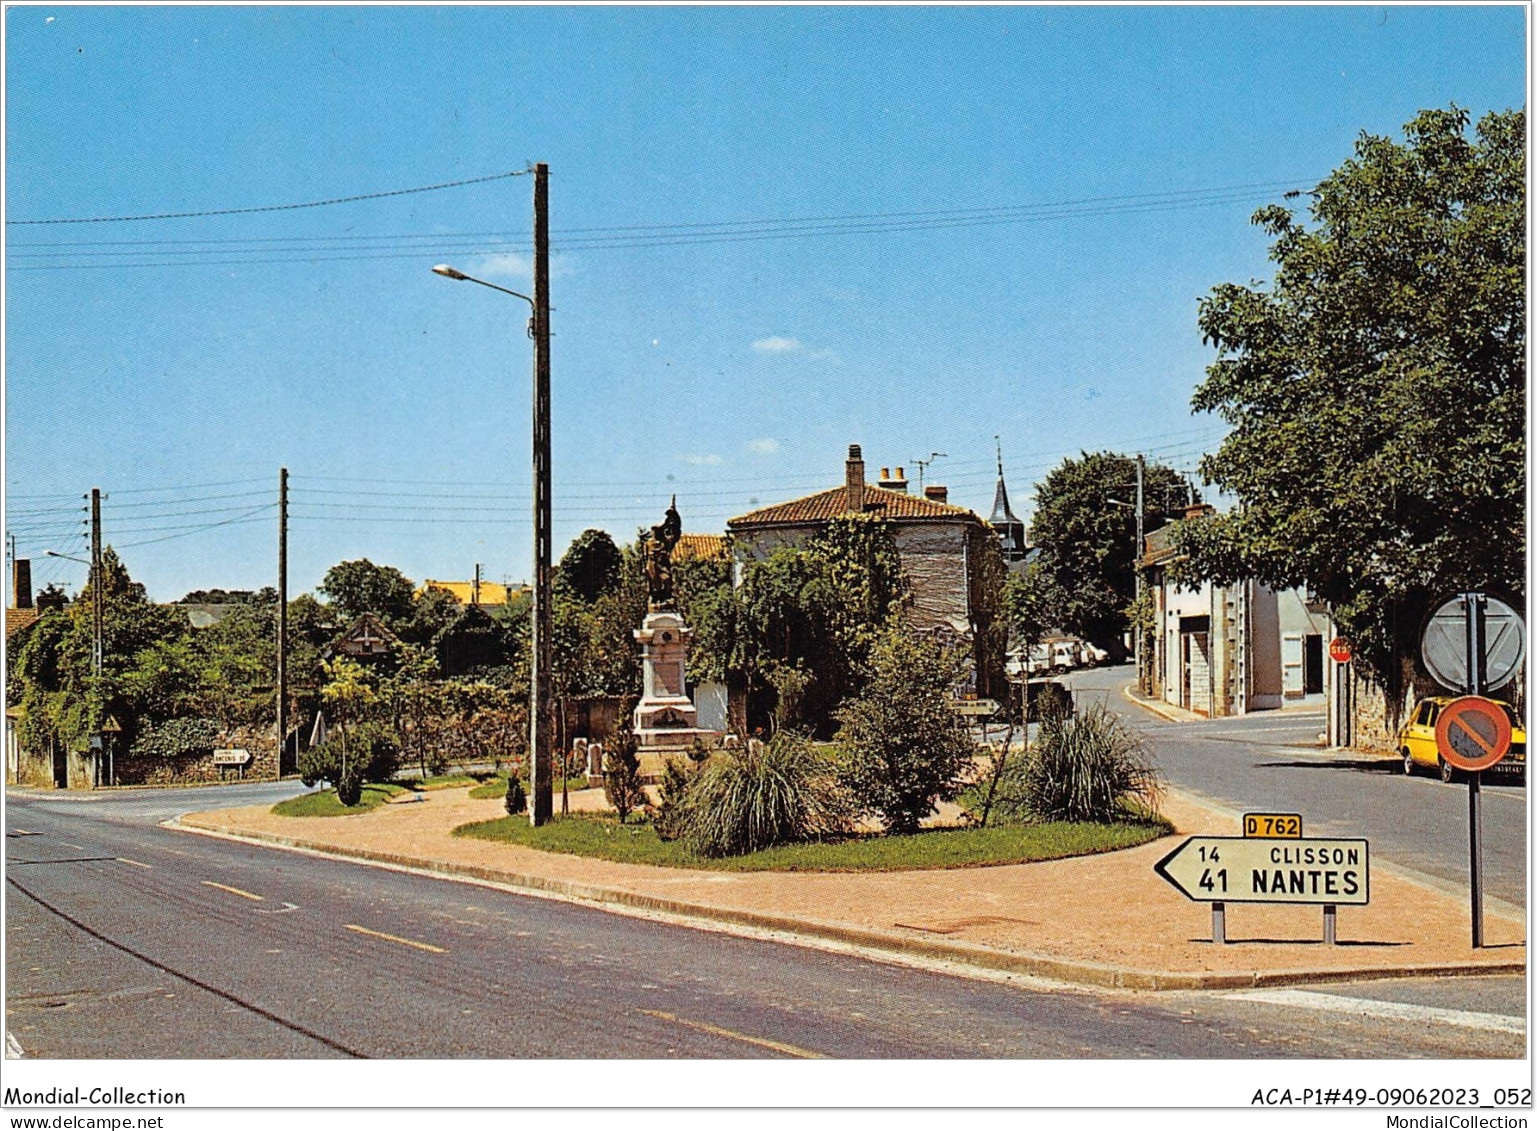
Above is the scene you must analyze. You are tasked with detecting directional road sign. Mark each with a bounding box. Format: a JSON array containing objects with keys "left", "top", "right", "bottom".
[
  {"left": 952, "top": 698, "right": 1001, "bottom": 717},
  {"left": 1154, "top": 836, "right": 1369, "bottom": 905},
  {"left": 1435, "top": 696, "right": 1513, "bottom": 774},
  {"left": 1422, "top": 595, "right": 1526, "bottom": 694}
]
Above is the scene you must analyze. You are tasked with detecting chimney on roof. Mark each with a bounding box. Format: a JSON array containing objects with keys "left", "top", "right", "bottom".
[
  {"left": 877, "top": 466, "right": 909, "bottom": 493},
  {"left": 846, "top": 444, "right": 865, "bottom": 513},
  {"left": 12, "top": 558, "right": 32, "bottom": 610},
  {"left": 924, "top": 485, "right": 949, "bottom": 504}
]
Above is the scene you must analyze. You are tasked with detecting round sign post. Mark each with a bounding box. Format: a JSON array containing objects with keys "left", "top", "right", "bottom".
[
  {"left": 1435, "top": 696, "right": 1513, "bottom": 774},
  {"left": 1421, "top": 594, "right": 1525, "bottom": 949}
]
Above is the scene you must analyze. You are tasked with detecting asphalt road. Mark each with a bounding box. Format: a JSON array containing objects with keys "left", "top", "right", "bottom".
[
  {"left": 5, "top": 784, "right": 1521, "bottom": 1060},
  {"left": 1067, "top": 665, "right": 1529, "bottom": 910}
]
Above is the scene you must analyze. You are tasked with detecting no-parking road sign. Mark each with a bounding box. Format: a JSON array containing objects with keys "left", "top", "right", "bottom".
[{"left": 1435, "top": 695, "right": 1513, "bottom": 774}]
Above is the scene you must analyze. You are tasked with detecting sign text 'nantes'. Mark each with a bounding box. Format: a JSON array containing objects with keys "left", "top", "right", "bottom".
[{"left": 1154, "top": 836, "right": 1370, "bottom": 905}]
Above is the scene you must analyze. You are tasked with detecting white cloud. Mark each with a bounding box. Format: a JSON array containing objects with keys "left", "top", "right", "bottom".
[
  {"left": 472, "top": 253, "right": 531, "bottom": 281},
  {"left": 747, "top": 438, "right": 780, "bottom": 454},
  {"left": 678, "top": 453, "right": 724, "bottom": 466},
  {"left": 752, "top": 336, "right": 802, "bottom": 353},
  {"left": 470, "top": 253, "right": 574, "bottom": 281}
]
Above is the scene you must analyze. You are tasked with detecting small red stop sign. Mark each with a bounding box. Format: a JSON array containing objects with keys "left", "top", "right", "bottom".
[{"left": 1328, "top": 638, "right": 1352, "bottom": 664}]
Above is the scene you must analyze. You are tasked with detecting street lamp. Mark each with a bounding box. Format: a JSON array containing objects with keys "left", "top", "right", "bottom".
[
  {"left": 430, "top": 159, "right": 554, "bottom": 827},
  {"left": 45, "top": 549, "right": 101, "bottom": 683}
]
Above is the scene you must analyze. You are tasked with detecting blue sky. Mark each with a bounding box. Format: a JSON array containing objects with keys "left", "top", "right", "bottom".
[{"left": 4, "top": 5, "right": 1527, "bottom": 603}]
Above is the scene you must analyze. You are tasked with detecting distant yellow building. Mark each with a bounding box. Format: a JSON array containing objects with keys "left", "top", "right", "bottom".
[{"left": 419, "top": 578, "right": 528, "bottom": 607}]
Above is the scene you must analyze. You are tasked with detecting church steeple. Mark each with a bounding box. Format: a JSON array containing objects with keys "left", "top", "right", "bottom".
[{"left": 989, "top": 437, "right": 1028, "bottom": 564}]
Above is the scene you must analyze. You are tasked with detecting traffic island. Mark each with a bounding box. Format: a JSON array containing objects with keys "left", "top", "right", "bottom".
[{"left": 172, "top": 785, "right": 1525, "bottom": 993}]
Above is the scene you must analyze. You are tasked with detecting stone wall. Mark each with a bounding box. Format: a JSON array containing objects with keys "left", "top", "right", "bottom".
[
  {"left": 893, "top": 523, "right": 970, "bottom": 633},
  {"left": 116, "top": 724, "right": 279, "bottom": 785}
]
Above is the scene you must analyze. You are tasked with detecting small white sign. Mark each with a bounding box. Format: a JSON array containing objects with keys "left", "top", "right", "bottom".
[{"left": 213, "top": 748, "right": 251, "bottom": 766}]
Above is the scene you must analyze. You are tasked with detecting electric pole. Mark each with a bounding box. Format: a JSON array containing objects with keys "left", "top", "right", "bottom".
[
  {"left": 530, "top": 161, "right": 554, "bottom": 827},
  {"left": 278, "top": 467, "right": 289, "bottom": 776},
  {"left": 1134, "top": 455, "right": 1145, "bottom": 676},
  {"left": 90, "top": 488, "right": 103, "bottom": 685}
]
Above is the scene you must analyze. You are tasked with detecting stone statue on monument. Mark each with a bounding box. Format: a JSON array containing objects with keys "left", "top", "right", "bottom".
[{"left": 642, "top": 495, "right": 683, "bottom": 611}]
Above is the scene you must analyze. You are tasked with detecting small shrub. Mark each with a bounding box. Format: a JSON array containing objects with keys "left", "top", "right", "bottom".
[
  {"left": 1018, "top": 702, "right": 1162, "bottom": 824},
  {"left": 297, "top": 721, "right": 402, "bottom": 806},
  {"left": 504, "top": 775, "right": 527, "bottom": 816},
  {"left": 835, "top": 628, "right": 977, "bottom": 834},
  {"left": 653, "top": 758, "right": 691, "bottom": 842},
  {"left": 679, "top": 732, "right": 853, "bottom": 858},
  {"left": 602, "top": 728, "right": 645, "bottom": 825}
]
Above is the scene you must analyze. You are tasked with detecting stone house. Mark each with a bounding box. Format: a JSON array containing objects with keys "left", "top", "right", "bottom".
[{"left": 726, "top": 444, "right": 1003, "bottom": 694}]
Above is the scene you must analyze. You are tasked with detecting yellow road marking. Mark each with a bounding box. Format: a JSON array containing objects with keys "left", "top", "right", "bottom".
[
  {"left": 202, "top": 880, "right": 264, "bottom": 901},
  {"left": 639, "top": 1009, "right": 824, "bottom": 1059},
  {"left": 116, "top": 858, "right": 152, "bottom": 869},
  {"left": 344, "top": 924, "right": 446, "bottom": 954}
]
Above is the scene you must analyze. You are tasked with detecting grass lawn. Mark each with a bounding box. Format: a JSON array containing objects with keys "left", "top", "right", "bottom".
[
  {"left": 452, "top": 811, "right": 1170, "bottom": 872},
  {"left": 468, "top": 775, "right": 589, "bottom": 800},
  {"left": 271, "top": 783, "right": 411, "bottom": 817}
]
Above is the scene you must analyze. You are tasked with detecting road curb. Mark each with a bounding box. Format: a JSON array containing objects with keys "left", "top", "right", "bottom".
[
  {"left": 168, "top": 815, "right": 1526, "bottom": 994},
  {"left": 1120, "top": 681, "right": 1189, "bottom": 723}
]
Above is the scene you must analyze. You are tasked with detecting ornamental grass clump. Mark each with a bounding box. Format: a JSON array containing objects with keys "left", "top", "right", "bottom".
[
  {"left": 679, "top": 732, "right": 853, "bottom": 858},
  {"left": 1021, "top": 702, "right": 1162, "bottom": 824}
]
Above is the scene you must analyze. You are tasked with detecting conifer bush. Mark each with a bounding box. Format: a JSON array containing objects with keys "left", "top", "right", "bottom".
[{"left": 602, "top": 727, "right": 645, "bottom": 824}]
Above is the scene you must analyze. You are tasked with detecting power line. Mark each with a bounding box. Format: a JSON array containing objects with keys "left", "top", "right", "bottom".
[
  {"left": 7, "top": 170, "right": 529, "bottom": 226},
  {"left": 7, "top": 179, "right": 1311, "bottom": 271}
]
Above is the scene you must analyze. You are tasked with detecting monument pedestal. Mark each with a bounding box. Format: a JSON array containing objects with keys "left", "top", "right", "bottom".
[{"left": 631, "top": 610, "right": 717, "bottom": 779}]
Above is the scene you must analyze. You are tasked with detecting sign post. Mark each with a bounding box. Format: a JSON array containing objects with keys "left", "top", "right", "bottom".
[
  {"left": 1155, "top": 821, "right": 1368, "bottom": 946},
  {"left": 1422, "top": 592, "right": 1526, "bottom": 949}
]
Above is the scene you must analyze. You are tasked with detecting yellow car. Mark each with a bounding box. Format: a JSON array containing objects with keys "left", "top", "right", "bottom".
[{"left": 1398, "top": 696, "right": 1527, "bottom": 782}]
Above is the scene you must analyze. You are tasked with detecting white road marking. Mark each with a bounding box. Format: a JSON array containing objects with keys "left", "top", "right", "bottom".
[
  {"left": 1225, "top": 988, "right": 1525, "bottom": 1034},
  {"left": 115, "top": 857, "right": 152, "bottom": 869}
]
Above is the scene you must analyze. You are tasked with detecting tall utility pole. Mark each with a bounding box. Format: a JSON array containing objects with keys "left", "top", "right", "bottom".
[
  {"left": 90, "top": 489, "right": 103, "bottom": 684},
  {"left": 1133, "top": 455, "right": 1145, "bottom": 674},
  {"left": 277, "top": 468, "right": 289, "bottom": 776},
  {"left": 530, "top": 161, "right": 554, "bottom": 827}
]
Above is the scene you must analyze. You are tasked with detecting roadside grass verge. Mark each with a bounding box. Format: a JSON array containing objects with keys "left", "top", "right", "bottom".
[
  {"left": 271, "top": 783, "right": 410, "bottom": 817},
  {"left": 451, "top": 811, "right": 1170, "bottom": 872},
  {"left": 467, "top": 774, "right": 589, "bottom": 800}
]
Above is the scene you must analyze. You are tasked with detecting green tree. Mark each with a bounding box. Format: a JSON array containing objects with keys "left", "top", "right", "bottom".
[
  {"left": 320, "top": 656, "right": 379, "bottom": 804},
  {"left": 11, "top": 548, "right": 192, "bottom": 763},
  {"left": 834, "top": 627, "right": 976, "bottom": 835},
  {"left": 1027, "top": 452, "right": 1192, "bottom": 658},
  {"left": 1180, "top": 106, "right": 1525, "bottom": 715},
  {"left": 318, "top": 559, "right": 416, "bottom": 626},
  {"left": 737, "top": 515, "right": 907, "bottom": 734},
  {"left": 556, "top": 529, "right": 624, "bottom": 604}
]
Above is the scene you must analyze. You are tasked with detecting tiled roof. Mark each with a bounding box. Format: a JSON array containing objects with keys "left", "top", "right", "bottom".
[
  {"left": 729, "top": 484, "right": 979, "bottom": 528},
  {"left": 1141, "top": 523, "right": 1183, "bottom": 567},
  {"left": 5, "top": 606, "right": 40, "bottom": 638},
  {"left": 419, "top": 579, "right": 524, "bottom": 606},
  {"left": 675, "top": 533, "right": 730, "bottom": 561}
]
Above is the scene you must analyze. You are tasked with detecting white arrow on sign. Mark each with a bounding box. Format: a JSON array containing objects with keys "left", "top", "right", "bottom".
[
  {"left": 952, "top": 699, "right": 1001, "bottom": 716},
  {"left": 1154, "top": 836, "right": 1369, "bottom": 905}
]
